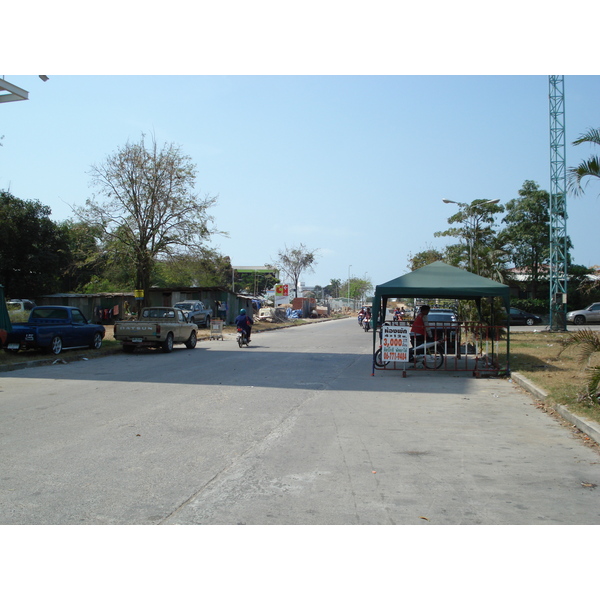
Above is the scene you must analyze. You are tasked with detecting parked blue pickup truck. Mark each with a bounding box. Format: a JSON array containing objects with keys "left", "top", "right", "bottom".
[{"left": 4, "top": 306, "right": 106, "bottom": 355}]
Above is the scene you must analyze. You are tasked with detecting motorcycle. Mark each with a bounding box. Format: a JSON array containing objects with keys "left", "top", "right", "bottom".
[
  {"left": 363, "top": 316, "right": 371, "bottom": 332},
  {"left": 237, "top": 327, "right": 250, "bottom": 348}
]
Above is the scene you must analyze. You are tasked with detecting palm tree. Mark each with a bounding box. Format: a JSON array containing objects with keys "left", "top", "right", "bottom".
[
  {"left": 568, "top": 127, "right": 600, "bottom": 195},
  {"left": 558, "top": 329, "right": 600, "bottom": 404}
]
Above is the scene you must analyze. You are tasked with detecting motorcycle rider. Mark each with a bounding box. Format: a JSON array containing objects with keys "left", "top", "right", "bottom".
[
  {"left": 235, "top": 308, "right": 253, "bottom": 343},
  {"left": 358, "top": 307, "right": 366, "bottom": 325}
]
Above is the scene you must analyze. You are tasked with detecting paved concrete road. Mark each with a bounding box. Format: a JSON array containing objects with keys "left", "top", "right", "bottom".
[{"left": 1, "top": 318, "right": 599, "bottom": 524}]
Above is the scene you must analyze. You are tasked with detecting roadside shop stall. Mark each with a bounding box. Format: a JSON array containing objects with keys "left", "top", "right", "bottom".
[{"left": 371, "top": 262, "right": 512, "bottom": 376}]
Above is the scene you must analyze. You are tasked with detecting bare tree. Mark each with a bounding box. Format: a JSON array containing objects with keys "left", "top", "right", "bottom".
[
  {"left": 75, "top": 134, "right": 220, "bottom": 299},
  {"left": 275, "top": 243, "right": 318, "bottom": 298}
]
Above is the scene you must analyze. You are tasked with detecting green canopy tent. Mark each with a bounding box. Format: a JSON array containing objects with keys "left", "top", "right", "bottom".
[{"left": 372, "top": 261, "right": 512, "bottom": 373}]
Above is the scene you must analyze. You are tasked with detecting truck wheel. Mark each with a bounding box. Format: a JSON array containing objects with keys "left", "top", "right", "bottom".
[
  {"left": 90, "top": 332, "right": 103, "bottom": 349},
  {"left": 204, "top": 316, "right": 211, "bottom": 329},
  {"left": 162, "top": 332, "right": 174, "bottom": 353},
  {"left": 50, "top": 336, "right": 63, "bottom": 355},
  {"left": 185, "top": 330, "right": 197, "bottom": 349}
]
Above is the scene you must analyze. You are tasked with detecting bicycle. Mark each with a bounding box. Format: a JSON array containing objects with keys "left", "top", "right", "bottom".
[{"left": 374, "top": 331, "right": 444, "bottom": 369}]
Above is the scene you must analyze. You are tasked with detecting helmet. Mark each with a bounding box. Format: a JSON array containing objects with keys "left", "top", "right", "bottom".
[{"left": 240, "top": 309, "right": 246, "bottom": 315}]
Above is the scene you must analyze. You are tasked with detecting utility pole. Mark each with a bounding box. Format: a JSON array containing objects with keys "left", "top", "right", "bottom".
[{"left": 548, "top": 76, "right": 568, "bottom": 331}]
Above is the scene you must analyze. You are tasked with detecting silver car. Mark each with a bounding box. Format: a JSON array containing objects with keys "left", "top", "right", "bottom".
[{"left": 566, "top": 302, "right": 600, "bottom": 325}]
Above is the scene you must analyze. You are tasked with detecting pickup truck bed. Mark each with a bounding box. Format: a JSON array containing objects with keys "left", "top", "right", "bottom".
[{"left": 113, "top": 307, "right": 198, "bottom": 353}]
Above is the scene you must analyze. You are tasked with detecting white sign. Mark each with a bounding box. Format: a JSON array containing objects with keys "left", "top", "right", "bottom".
[{"left": 381, "top": 324, "right": 410, "bottom": 362}]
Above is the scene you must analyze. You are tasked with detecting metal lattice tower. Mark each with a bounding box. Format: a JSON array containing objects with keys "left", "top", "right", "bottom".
[{"left": 548, "top": 76, "right": 568, "bottom": 331}]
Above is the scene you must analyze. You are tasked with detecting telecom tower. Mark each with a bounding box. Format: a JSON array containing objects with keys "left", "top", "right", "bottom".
[{"left": 548, "top": 75, "right": 568, "bottom": 331}]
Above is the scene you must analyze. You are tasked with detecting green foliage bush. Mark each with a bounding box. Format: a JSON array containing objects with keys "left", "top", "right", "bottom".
[{"left": 510, "top": 298, "right": 549, "bottom": 315}]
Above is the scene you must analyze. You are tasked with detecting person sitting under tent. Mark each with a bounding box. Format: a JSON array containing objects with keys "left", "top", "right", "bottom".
[{"left": 410, "top": 304, "right": 432, "bottom": 347}]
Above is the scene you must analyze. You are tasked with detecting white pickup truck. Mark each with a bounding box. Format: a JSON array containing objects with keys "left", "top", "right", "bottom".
[{"left": 113, "top": 307, "right": 198, "bottom": 353}]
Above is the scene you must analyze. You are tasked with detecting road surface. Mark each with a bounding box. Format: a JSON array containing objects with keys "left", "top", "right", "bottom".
[{"left": 1, "top": 318, "right": 599, "bottom": 524}]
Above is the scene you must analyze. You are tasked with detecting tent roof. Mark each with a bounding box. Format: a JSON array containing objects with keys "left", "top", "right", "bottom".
[{"left": 375, "top": 261, "right": 511, "bottom": 309}]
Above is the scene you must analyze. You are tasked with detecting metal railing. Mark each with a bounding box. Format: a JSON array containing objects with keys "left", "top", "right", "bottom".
[{"left": 373, "top": 320, "right": 509, "bottom": 376}]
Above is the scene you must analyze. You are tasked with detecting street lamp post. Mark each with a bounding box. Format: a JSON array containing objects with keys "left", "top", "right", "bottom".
[
  {"left": 347, "top": 265, "right": 352, "bottom": 311},
  {"left": 442, "top": 198, "right": 500, "bottom": 273}
]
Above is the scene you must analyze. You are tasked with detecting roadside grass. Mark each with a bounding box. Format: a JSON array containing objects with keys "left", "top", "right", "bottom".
[{"left": 510, "top": 330, "right": 600, "bottom": 424}]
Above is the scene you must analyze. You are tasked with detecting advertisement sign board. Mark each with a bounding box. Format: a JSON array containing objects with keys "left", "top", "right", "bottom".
[{"left": 381, "top": 324, "right": 410, "bottom": 362}]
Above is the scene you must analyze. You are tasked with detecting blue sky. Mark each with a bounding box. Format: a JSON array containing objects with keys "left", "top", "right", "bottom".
[{"left": 3, "top": 5, "right": 599, "bottom": 291}]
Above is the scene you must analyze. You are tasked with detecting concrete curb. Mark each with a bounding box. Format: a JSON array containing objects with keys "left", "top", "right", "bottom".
[
  {"left": 511, "top": 371, "right": 600, "bottom": 446},
  {"left": 0, "top": 358, "right": 56, "bottom": 373}
]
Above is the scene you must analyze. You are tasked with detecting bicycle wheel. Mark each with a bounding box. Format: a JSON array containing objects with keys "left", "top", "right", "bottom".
[
  {"left": 374, "top": 348, "right": 389, "bottom": 368},
  {"left": 424, "top": 345, "right": 444, "bottom": 369}
]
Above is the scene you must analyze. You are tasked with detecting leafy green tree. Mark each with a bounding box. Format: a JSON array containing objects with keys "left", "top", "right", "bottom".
[
  {"left": 234, "top": 267, "right": 278, "bottom": 296},
  {"left": 154, "top": 249, "right": 232, "bottom": 289},
  {"left": 59, "top": 220, "right": 106, "bottom": 292},
  {"left": 0, "top": 191, "right": 71, "bottom": 297},
  {"left": 75, "top": 134, "right": 219, "bottom": 302},
  {"left": 407, "top": 247, "right": 444, "bottom": 271},
  {"left": 77, "top": 226, "right": 137, "bottom": 293},
  {"left": 474, "top": 236, "right": 513, "bottom": 284},
  {"left": 569, "top": 264, "right": 597, "bottom": 307},
  {"left": 342, "top": 277, "right": 373, "bottom": 301},
  {"left": 501, "top": 181, "right": 551, "bottom": 296},
  {"left": 435, "top": 199, "right": 504, "bottom": 275},
  {"left": 312, "top": 285, "right": 324, "bottom": 299},
  {"left": 275, "top": 243, "right": 318, "bottom": 298},
  {"left": 568, "top": 127, "right": 600, "bottom": 195},
  {"left": 324, "top": 278, "right": 341, "bottom": 298}
]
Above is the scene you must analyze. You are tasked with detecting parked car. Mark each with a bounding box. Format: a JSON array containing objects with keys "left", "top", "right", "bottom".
[
  {"left": 6, "top": 299, "right": 36, "bottom": 311},
  {"left": 427, "top": 311, "right": 459, "bottom": 353},
  {"left": 4, "top": 306, "right": 105, "bottom": 355},
  {"left": 173, "top": 301, "right": 213, "bottom": 327},
  {"left": 566, "top": 302, "right": 600, "bottom": 325},
  {"left": 428, "top": 310, "right": 457, "bottom": 322},
  {"left": 506, "top": 307, "right": 542, "bottom": 326}
]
